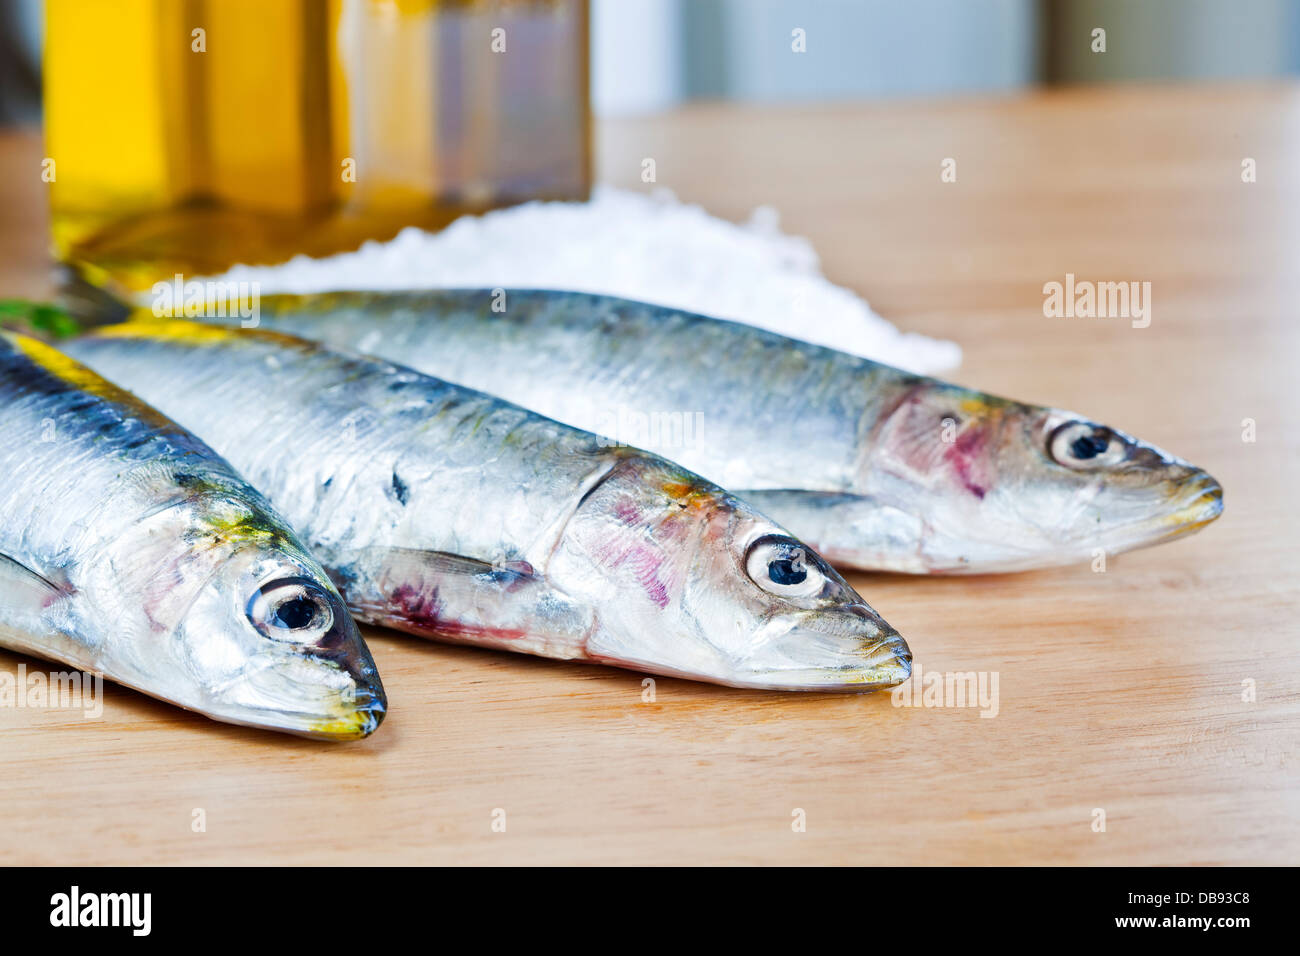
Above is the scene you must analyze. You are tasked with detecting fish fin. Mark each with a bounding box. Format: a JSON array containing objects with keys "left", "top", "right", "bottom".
[
  {"left": 0, "top": 552, "right": 64, "bottom": 613},
  {"left": 329, "top": 546, "right": 596, "bottom": 660},
  {"left": 0, "top": 553, "right": 77, "bottom": 656},
  {"left": 54, "top": 261, "right": 135, "bottom": 327},
  {"left": 872, "top": 395, "right": 956, "bottom": 475}
]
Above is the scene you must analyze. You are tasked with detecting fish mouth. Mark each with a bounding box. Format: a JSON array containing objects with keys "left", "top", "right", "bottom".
[
  {"left": 1163, "top": 472, "right": 1223, "bottom": 532},
  {"left": 307, "top": 683, "right": 387, "bottom": 741},
  {"left": 916, "top": 469, "right": 1225, "bottom": 574},
  {"left": 214, "top": 654, "right": 388, "bottom": 741},
  {"left": 308, "top": 615, "right": 388, "bottom": 740},
  {"left": 957, "top": 468, "right": 1225, "bottom": 573},
  {"left": 738, "top": 611, "right": 913, "bottom": 692},
  {"left": 1112, "top": 469, "right": 1224, "bottom": 552}
]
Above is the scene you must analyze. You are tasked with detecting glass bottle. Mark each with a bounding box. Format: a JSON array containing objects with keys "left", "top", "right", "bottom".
[{"left": 44, "top": 0, "right": 591, "bottom": 297}]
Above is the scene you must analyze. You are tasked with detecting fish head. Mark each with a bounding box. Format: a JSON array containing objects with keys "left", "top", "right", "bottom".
[
  {"left": 867, "top": 382, "right": 1223, "bottom": 571},
  {"left": 551, "top": 454, "right": 910, "bottom": 691},
  {"left": 179, "top": 547, "right": 386, "bottom": 740},
  {"left": 131, "top": 480, "right": 387, "bottom": 740}
]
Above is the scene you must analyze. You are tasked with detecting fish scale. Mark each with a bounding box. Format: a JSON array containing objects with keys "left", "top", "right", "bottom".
[
  {"left": 0, "top": 331, "right": 385, "bottom": 738},
  {"left": 65, "top": 320, "right": 913, "bottom": 691},
  {"left": 238, "top": 288, "right": 1223, "bottom": 574}
]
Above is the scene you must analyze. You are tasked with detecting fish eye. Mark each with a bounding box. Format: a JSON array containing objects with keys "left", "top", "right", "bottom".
[
  {"left": 247, "top": 576, "right": 334, "bottom": 641},
  {"left": 1049, "top": 421, "right": 1128, "bottom": 469},
  {"left": 744, "top": 535, "right": 826, "bottom": 598}
]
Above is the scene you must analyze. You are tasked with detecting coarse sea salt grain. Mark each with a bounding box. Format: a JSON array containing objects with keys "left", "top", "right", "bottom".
[{"left": 210, "top": 186, "right": 961, "bottom": 374}]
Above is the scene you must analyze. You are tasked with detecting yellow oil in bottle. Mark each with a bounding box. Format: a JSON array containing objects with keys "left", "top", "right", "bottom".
[{"left": 45, "top": 0, "right": 590, "bottom": 296}]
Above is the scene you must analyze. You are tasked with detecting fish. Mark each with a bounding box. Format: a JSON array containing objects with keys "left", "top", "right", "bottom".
[
  {"left": 224, "top": 289, "right": 1224, "bottom": 574},
  {"left": 61, "top": 320, "right": 911, "bottom": 691},
  {"left": 0, "top": 330, "right": 386, "bottom": 739}
]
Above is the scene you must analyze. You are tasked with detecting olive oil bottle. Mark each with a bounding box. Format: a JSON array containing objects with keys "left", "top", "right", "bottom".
[{"left": 45, "top": 0, "right": 590, "bottom": 296}]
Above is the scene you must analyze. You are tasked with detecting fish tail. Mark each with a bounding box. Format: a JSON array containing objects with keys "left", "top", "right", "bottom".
[
  {"left": 0, "top": 266, "right": 134, "bottom": 343},
  {"left": 55, "top": 262, "right": 135, "bottom": 327}
]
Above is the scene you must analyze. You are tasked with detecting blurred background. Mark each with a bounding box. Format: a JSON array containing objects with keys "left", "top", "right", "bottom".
[
  {"left": 4, "top": 0, "right": 1300, "bottom": 124},
  {"left": 594, "top": 0, "right": 1300, "bottom": 114},
  {"left": 2, "top": 0, "right": 1296, "bottom": 298}
]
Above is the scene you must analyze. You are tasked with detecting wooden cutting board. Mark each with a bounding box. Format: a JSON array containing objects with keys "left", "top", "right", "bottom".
[{"left": 0, "top": 83, "right": 1295, "bottom": 864}]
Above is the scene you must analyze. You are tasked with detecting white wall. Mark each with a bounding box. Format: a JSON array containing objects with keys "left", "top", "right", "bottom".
[
  {"left": 591, "top": 0, "right": 685, "bottom": 116},
  {"left": 690, "top": 0, "right": 1040, "bottom": 101},
  {"left": 591, "top": 0, "right": 1300, "bottom": 117},
  {"left": 592, "top": 0, "right": 1041, "bottom": 115}
]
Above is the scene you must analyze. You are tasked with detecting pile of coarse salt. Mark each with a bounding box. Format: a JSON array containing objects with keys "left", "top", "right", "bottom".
[{"left": 212, "top": 186, "right": 961, "bottom": 374}]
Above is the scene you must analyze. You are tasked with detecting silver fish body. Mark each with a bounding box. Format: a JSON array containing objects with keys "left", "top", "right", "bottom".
[
  {"left": 64, "top": 321, "right": 911, "bottom": 691},
  {"left": 0, "top": 331, "right": 385, "bottom": 739},
  {"left": 237, "top": 289, "right": 1224, "bottom": 574}
]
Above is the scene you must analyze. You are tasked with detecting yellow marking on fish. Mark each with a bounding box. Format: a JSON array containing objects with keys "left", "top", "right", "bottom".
[
  {"left": 311, "top": 710, "right": 381, "bottom": 741},
  {"left": 1161, "top": 499, "right": 1222, "bottom": 531},
  {"left": 99, "top": 317, "right": 314, "bottom": 355},
  {"left": 194, "top": 496, "right": 289, "bottom": 548},
  {"left": 1, "top": 330, "right": 122, "bottom": 399},
  {"left": 661, "top": 478, "right": 714, "bottom": 510},
  {"left": 94, "top": 318, "right": 244, "bottom": 344},
  {"left": 960, "top": 396, "right": 995, "bottom": 415},
  {"left": 661, "top": 480, "right": 695, "bottom": 499}
]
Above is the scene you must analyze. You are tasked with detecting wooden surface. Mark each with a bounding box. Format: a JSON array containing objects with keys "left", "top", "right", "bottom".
[{"left": 1, "top": 84, "right": 1297, "bottom": 865}]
